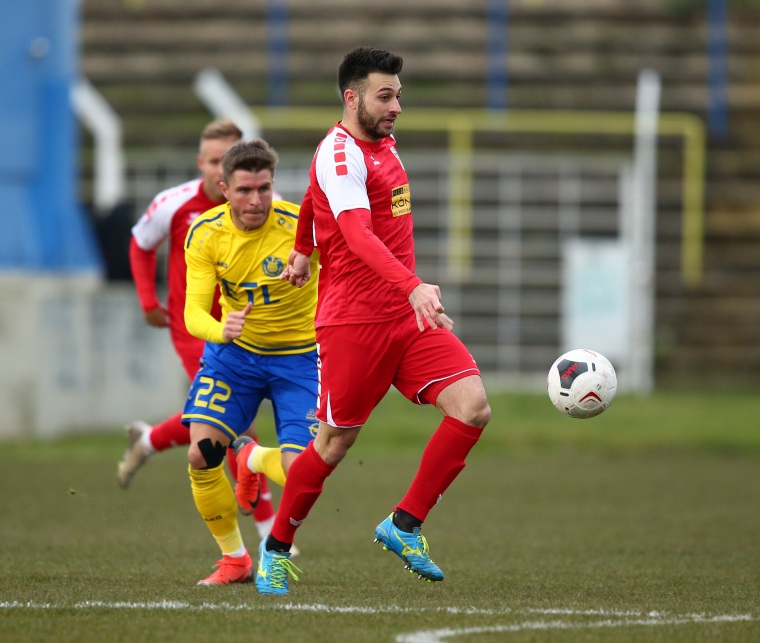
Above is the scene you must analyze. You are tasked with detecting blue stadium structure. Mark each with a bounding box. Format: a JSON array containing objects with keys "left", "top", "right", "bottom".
[{"left": 0, "top": 1, "right": 102, "bottom": 274}]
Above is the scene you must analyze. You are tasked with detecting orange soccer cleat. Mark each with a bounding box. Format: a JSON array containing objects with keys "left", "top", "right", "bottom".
[
  {"left": 232, "top": 436, "right": 261, "bottom": 515},
  {"left": 197, "top": 552, "right": 254, "bottom": 585}
]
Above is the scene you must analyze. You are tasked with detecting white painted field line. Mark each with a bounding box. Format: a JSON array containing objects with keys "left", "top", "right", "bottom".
[
  {"left": 1, "top": 598, "right": 756, "bottom": 641},
  {"left": 396, "top": 614, "right": 756, "bottom": 643},
  {"left": 0, "top": 601, "right": 505, "bottom": 614},
  {"left": 0, "top": 601, "right": 755, "bottom": 625}
]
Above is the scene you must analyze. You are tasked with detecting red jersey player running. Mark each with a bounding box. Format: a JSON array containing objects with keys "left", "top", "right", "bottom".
[
  {"left": 254, "top": 47, "right": 491, "bottom": 595},
  {"left": 119, "top": 118, "right": 277, "bottom": 543}
]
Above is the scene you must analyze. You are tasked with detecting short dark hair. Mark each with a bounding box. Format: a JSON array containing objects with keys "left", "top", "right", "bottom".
[
  {"left": 221, "top": 139, "right": 279, "bottom": 183},
  {"left": 337, "top": 46, "right": 403, "bottom": 96}
]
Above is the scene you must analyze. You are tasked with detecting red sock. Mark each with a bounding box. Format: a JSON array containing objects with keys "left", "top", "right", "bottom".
[
  {"left": 148, "top": 412, "right": 190, "bottom": 451},
  {"left": 397, "top": 417, "right": 483, "bottom": 523},
  {"left": 244, "top": 429, "right": 275, "bottom": 521},
  {"left": 225, "top": 448, "right": 275, "bottom": 523},
  {"left": 253, "top": 475, "right": 275, "bottom": 522},
  {"left": 226, "top": 446, "right": 239, "bottom": 479},
  {"left": 270, "top": 442, "right": 335, "bottom": 544}
]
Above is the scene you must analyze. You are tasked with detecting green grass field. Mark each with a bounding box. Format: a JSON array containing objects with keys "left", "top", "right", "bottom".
[{"left": 1, "top": 390, "right": 759, "bottom": 642}]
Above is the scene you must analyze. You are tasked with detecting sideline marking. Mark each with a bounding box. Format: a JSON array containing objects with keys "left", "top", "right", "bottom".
[
  {"left": 396, "top": 613, "right": 755, "bottom": 643},
  {"left": 1, "top": 600, "right": 755, "bottom": 640},
  {"left": 0, "top": 601, "right": 507, "bottom": 614}
]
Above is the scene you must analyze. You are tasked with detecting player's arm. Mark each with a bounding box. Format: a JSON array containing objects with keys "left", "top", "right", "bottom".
[
  {"left": 129, "top": 237, "right": 169, "bottom": 327},
  {"left": 281, "top": 187, "right": 316, "bottom": 287},
  {"left": 184, "top": 242, "right": 250, "bottom": 344},
  {"left": 338, "top": 208, "right": 451, "bottom": 331},
  {"left": 184, "top": 290, "right": 224, "bottom": 343},
  {"left": 183, "top": 231, "right": 227, "bottom": 342}
]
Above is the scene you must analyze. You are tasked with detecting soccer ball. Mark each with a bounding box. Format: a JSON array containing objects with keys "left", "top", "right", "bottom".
[{"left": 547, "top": 349, "right": 617, "bottom": 419}]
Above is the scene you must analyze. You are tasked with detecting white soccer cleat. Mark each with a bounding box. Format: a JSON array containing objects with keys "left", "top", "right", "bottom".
[{"left": 117, "top": 420, "right": 154, "bottom": 489}]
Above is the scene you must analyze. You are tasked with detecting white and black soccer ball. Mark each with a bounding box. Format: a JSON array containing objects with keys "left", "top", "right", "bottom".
[{"left": 547, "top": 349, "right": 617, "bottom": 419}]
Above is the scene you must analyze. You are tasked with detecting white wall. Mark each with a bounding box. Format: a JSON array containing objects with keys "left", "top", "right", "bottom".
[{"left": 0, "top": 276, "right": 188, "bottom": 440}]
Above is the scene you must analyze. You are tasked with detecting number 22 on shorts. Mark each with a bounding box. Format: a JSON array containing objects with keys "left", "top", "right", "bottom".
[{"left": 194, "top": 376, "right": 232, "bottom": 413}]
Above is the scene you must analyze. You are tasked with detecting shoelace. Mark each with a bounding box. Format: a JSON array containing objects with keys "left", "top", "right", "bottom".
[
  {"left": 415, "top": 534, "right": 430, "bottom": 556},
  {"left": 407, "top": 535, "right": 442, "bottom": 582},
  {"left": 268, "top": 554, "right": 303, "bottom": 588},
  {"left": 410, "top": 534, "right": 438, "bottom": 567},
  {"left": 399, "top": 530, "right": 430, "bottom": 557}
]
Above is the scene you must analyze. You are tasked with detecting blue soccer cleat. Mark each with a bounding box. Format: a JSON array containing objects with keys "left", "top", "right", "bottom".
[
  {"left": 373, "top": 513, "right": 444, "bottom": 582},
  {"left": 255, "top": 539, "right": 302, "bottom": 595}
]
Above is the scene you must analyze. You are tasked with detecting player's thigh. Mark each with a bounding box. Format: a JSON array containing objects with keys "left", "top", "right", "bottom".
[
  {"left": 315, "top": 323, "right": 399, "bottom": 427},
  {"left": 266, "top": 351, "right": 320, "bottom": 453},
  {"left": 183, "top": 342, "right": 267, "bottom": 441},
  {"left": 394, "top": 315, "right": 481, "bottom": 406}
]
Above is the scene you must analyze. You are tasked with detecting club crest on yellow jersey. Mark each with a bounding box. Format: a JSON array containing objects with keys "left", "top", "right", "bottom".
[{"left": 262, "top": 256, "right": 285, "bottom": 277}]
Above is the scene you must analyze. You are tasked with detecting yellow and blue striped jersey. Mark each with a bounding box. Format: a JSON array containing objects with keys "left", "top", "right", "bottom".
[{"left": 184, "top": 200, "right": 319, "bottom": 355}]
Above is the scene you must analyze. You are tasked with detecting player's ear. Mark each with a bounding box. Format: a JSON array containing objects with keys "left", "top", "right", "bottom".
[
  {"left": 344, "top": 88, "right": 358, "bottom": 110},
  {"left": 219, "top": 181, "right": 230, "bottom": 200}
]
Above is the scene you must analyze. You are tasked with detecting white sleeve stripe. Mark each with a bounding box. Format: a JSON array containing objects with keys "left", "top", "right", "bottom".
[
  {"left": 315, "top": 131, "right": 370, "bottom": 218},
  {"left": 131, "top": 178, "right": 202, "bottom": 250}
]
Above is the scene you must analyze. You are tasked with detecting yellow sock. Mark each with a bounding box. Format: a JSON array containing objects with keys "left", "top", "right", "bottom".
[
  {"left": 252, "top": 445, "right": 287, "bottom": 487},
  {"left": 188, "top": 463, "right": 243, "bottom": 555}
]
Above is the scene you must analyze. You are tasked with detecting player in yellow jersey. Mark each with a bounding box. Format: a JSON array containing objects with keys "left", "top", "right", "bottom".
[{"left": 181, "top": 139, "right": 319, "bottom": 585}]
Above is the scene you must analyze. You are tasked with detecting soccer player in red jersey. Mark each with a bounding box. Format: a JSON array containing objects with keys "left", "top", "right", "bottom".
[
  {"left": 256, "top": 47, "right": 491, "bottom": 595},
  {"left": 119, "top": 118, "right": 277, "bottom": 542}
]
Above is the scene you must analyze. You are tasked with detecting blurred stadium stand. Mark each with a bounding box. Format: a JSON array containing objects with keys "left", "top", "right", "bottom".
[
  {"left": 3, "top": 0, "right": 760, "bottom": 438},
  {"left": 76, "top": 0, "right": 760, "bottom": 389}
]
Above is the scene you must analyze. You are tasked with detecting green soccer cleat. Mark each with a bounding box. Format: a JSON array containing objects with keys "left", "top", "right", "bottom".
[
  {"left": 373, "top": 513, "right": 444, "bottom": 582},
  {"left": 255, "top": 539, "right": 302, "bottom": 595}
]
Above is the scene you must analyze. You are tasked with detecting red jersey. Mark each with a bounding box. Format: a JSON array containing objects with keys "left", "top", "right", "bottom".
[
  {"left": 130, "top": 178, "right": 223, "bottom": 350},
  {"left": 310, "top": 123, "right": 416, "bottom": 326}
]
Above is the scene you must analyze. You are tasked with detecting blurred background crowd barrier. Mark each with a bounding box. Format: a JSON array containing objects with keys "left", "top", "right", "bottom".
[{"left": 2, "top": 0, "right": 759, "bottom": 438}]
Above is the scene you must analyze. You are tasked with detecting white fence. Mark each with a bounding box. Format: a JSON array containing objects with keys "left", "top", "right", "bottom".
[
  {"left": 0, "top": 146, "right": 643, "bottom": 440},
  {"left": 0, "top": 277, "right": 187, "bottom": 440},
  {"left": 3, "top": 70, "right": 674, "bottom": 438}
]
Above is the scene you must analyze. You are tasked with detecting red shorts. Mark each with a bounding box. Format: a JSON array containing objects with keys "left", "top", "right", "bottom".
[{"left": 315, "top": 313, "right": 480, "bottom": 427}]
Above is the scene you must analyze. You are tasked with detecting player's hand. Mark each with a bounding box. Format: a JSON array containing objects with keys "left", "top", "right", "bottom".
[
  {"left": 408, "top": 283, "right": 447, "bottom": 332},
  {"left": 280, "top": 250, "right": 312, "bottom": 288},
  {"left": 144, "top": 305, "right": 169, "bottom": 328},
  {"left": 223, "top": 302, "right": 252, "bottom": 342},
  {"left": 437, "top": 313, "right": 455, "bottom": 331}
]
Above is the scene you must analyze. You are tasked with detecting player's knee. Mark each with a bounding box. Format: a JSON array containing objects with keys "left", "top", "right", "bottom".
[
  {"left": 314, "top": 426, "right": 357, "bottom": 467},
  {"left": 438, "top": 378, "right": 491, "bottom": 428},
  {"left": 281, "top": 450, "right": 299, "bottom": 475},
  {"left": 470, "top": 383, "right": 492, "bottom": 427},
  {"left": 189, "top": 437, "right": 228, "bottom": 469},
  {"left": 469, "top": 396, "right": 491, "bottom": 428}
]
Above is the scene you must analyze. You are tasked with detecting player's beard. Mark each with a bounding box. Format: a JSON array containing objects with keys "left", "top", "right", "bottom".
[{"left": 357, "top": 96, "right": 392, "bottom": 141}]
